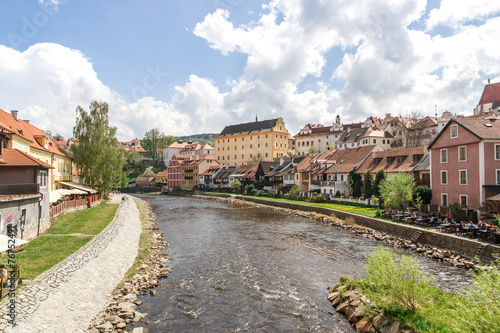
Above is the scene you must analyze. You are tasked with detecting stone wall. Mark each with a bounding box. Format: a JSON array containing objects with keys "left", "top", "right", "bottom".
[{"left": 204, "top": 194, "right": 500, "bottom": 260}]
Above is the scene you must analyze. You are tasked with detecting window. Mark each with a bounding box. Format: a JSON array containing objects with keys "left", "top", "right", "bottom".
[
  {"left": 250, "top": 154, "right": 252, "bottom": 158},
  {"left": 441, "top": 193, "right": 448, "bottom": 206},
  {"left": 242, "top": 137, "right": 245, "bottom": 141},
  {"left": 451, "top": 124, "right": 458, "bottom": 138},
  {"left": 250, "top": 136, "right": 252, "bottom": 140},
  {"left": 40, "top": 171, "right": 47, "bottom": 188},
  {"left": 495, "top": 144, "right": 500, "bottom": 160},
  {"left": 250, "top": 144, "right": 252, "bottom": 148},
  {"left": 459, "top": 146, "right": 466, "bottom": 161},
  {"left": 373, "top": 139, "right": 376, "bottom": 144},
  {"left": 382, "top": 140, "right": 386, "bottom": 144},
  {"left": 440, "top": 149, "right": 447, "bottom": 163},
  {"left": 242, "top": 154, "right": 244, "bottom": 159},
  {"left": 265, "top": 153, "right": 268, "bottom": 157},
  {"left": 460, "top": 195, "right": 468, "bottom": 208},
  {"left": 441, "top": 170, "right": 448, "bottom": 184},
  {"left": 459, "top": 170, "right": 467, "bottom": 185},
  {"left": 258, "top": 144, "right": 260, "bottom": 148},
  {"left": 242, "top": 145, "right": 244, "bottom": 149},
  {"left": 496, "top": 170, "right": 500, "bottom": 185},
  {"left": 234, "top": 155, "right": 236, "bottom": 159}
]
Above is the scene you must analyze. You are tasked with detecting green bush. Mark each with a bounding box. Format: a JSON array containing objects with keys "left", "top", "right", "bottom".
[
  {"left": 449, "top": 256, "right": 500, "bottom": 332},
  {"left": 413, "top": 185, "right": 432, "bottom": 204},
  {"left": 364, "top": 246, "right": 434, "bottom": 312},
  {"left": 311, "top": 193, "right": 326, "bottom": 203}
]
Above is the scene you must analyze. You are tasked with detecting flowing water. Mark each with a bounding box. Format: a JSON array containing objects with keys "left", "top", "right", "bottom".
[{"left": 131, "top": 195, "right": 471, "bottom": 332}]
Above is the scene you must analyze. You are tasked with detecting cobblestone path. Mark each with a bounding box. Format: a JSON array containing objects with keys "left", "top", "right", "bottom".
[{"left": 0, "top": 195, "right": 142, "bottom": 332}]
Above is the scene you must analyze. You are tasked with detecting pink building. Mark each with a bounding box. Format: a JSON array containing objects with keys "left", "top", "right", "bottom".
[
  {"left": 167, "top": 154, "right": 188, "bottom": 190},
  {"left": 428, "top": 118, "right": 500, "bottom": 213}
]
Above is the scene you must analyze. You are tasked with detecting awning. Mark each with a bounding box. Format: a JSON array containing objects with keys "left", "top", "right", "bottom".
[
  {"left": 487, "top": 193, "right": 500, "bottom": 201},
  {"left": 57, "top": 181, "right": 98, "bottom": 194}
]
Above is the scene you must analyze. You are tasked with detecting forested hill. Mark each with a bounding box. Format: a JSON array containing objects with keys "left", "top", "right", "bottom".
[{"left": 177, "top": 133, "right": 218, "bottom": 146}]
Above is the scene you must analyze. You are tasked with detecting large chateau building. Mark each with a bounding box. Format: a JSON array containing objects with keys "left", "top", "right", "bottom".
[{"left": 214, "top": 118, "right": 291, "bottom": 166}]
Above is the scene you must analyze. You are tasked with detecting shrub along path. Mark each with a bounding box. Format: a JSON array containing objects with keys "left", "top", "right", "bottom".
[{"left": 0, "top": 195, "right": 142, "bottom": 332}]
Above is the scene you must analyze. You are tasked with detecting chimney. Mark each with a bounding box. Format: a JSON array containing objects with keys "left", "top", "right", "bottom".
[{"left": 11, "top": 110, "right": 19, "bottom": 120}]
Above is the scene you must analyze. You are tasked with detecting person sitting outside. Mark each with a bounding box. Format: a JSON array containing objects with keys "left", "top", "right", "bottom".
[{"left": 0, "top": 264, "right": 8, "bottom": 288}]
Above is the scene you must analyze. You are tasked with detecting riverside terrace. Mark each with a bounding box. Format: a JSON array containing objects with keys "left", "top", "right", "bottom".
[{"left": 382, "top": 209, "right": 500, "bottom": 245}]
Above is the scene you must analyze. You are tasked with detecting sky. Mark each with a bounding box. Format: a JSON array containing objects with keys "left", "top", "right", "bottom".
[{"left": 0, "top": 0, "right": 499, "bottom": 141}]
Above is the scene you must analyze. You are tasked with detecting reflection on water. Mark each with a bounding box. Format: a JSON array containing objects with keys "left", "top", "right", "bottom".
[{"left": 132, "top": 195, "right": 471, "bottom": 332}]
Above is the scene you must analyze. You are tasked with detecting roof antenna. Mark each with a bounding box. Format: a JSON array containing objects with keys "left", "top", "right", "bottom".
[
  {"left": 488, "top": 77, "right": 491, "bottom": 85},
  {"left": 256, "top": 114, "right": 258, "bottom": 122},
  {"left": 435, "top": 105, "right": 437, "bottom": 118}
]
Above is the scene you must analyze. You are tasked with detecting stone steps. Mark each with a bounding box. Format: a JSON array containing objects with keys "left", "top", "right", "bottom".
[{"left": 410, "top": 230, "right": 423, "bottom": 243}]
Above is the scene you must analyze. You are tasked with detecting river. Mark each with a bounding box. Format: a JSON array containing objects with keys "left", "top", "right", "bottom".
[{"left": 132, "top": 195, "right": 470, "bottom": 332}]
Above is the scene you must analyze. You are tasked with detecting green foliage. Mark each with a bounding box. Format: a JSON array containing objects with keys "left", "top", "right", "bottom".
[
  {"left": 72, "top": 101, "right": 125, "bottom": 193},
  {"left": 311, "top": 193, "right": 326, "bottom": 203},
  {"left": 141, "top": 128, "right": 173, "bottom": 161},
  {"left": 121, "top": 172, "right": 129, "bottom": 188},
  {"left": 374, "top": 169, "right": 386, "bottom": 197},
  {"left": 414, "top": 193, "right": 423, "bottom": 211},
  {"left": 289, "top": 184, "right": 301, "bottom": 196},
  {"left": 244, "top": 184, "right": 255, "bottom": 195},
  {"left": 363, "top": 169, "right": 374, "bottom": 199},
  {"left": 177, "top": 133, "right": 218, "bottom": 146},
  {"left": 450, "top": 256, "right": 500, "bottom": 332},
  {"left": 364, "top": 246, "right": 434, "bottom": 312},
  {"left": 308, "top": 146, "right": 320, "bottom": 154},
  {"left": 379, "top": 172, "right": 415, "bottom": 211},
  {"left": 375, "top": 208, "right": 381, "bottom": 217},
  {"left": 447, "top": 202, "right": 462, "bottom": 218},
  {"left": 231, "top": 178, "right": 241, "bottom": 192},
  {"left": 413, "top": 185, "right": 432, "bottom": 204},
  {"left": 349, "top": 169, "right": 362, "bottom": 197}
]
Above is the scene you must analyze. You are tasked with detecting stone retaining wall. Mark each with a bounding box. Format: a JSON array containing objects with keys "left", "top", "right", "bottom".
[{"left": 203, "top": 193, "right": 500, "bottom": 260}]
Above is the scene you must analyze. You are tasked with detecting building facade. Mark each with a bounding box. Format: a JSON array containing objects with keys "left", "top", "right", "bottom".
[{"left": 214, "top": 118, "right": 291, "bottom": 166}]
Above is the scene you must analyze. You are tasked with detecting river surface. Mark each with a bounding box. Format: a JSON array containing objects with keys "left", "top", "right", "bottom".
[{"left": 132, "top": 195, "right": 471, "bottom": 332}]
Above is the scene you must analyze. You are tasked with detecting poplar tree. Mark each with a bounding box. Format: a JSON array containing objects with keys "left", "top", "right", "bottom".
[
  {"left": 364, "top": 169, "right": 374, "bottom": 199},
  {"left": 72, "top": 101, "right": 125, "bottom": 193}
]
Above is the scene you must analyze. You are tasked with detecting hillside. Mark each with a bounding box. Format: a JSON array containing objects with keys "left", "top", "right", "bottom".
[{"left": 177, "top": 133, "right": 218, "bottom": 146}]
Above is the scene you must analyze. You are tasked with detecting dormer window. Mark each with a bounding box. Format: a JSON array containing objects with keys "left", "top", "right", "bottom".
[
  {"left": 373, "top": 158, "right": 382, "bottom": 164},
  {"left": 387, "top": 157, "right": 395, "bottom": 163},
  {"left": 413, "top": 154, "right": 422, "bottom": 162},
  {"left": 397, "top": 156, "right": 406, "bottom": 163}
]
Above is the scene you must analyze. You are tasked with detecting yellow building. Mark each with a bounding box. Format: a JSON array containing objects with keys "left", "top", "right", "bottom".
[
  {"left": 214, "top": 118, "right": 291, "bottom": 166},
  {"left": 0, "top": 109, "right": 73, "bottom": 191}
]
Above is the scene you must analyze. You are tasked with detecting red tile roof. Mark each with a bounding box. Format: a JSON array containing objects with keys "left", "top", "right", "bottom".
[
  {"left": 0, "top": 148, "right": 54, "bottom": 168},
  {"left": 156, "top": 171, "right": 168, "bottom": 177},
  {"left": 0, "top": 108, "right": 71, "bottom": 158},
  {"left": 356, "top": 147, "right": 425, "bottom": 174},
  {"left": 478, "top": 82, "right": 500, "bottom": 105}
]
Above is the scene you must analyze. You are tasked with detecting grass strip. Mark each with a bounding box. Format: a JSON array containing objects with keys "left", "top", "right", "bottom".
[
  {"left": 115, "top": 198, "right": 154, "bottom": 290},
  {"left": 0, "top": 202, "right": 118, "bottom": 280},
  {"left": 45, "top": 202, "right": 118, "bottom": 235}
]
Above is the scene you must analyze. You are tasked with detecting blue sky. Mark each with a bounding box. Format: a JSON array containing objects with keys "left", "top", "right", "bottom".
[{"left": 0, "top": 0, "right": 499, "bottom": 140}]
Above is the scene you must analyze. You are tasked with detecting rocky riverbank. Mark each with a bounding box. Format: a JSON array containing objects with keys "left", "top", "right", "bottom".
[
  {"left": 327, "top": 283, "right": 412, "bottom": 333},
  {"left": 87, "top": 200, "right": 171, "bottom": 333},
  {"left": 198, "top": 195, "right": 485, "bottom": 271}
]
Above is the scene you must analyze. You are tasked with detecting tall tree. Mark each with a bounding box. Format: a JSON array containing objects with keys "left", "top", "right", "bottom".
[
  {"left": 142, "top": 128, "right": 165, "bottom": 161},
  {"left": 374, "top": 169, "right": 386, "bottom": 197},
  {"left": 363, "top": 169, "right": 374, "bottom": 199},
  {"left": 72, "top": 101, "right": 125, "bottom": 193}
]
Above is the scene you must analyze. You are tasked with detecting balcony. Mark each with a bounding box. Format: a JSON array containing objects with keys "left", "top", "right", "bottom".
[{"left": 0, "top": 183, "right": 40, "bottom": 195}]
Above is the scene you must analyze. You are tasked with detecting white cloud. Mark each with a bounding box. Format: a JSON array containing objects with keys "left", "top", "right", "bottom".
[
  {"left": 0, "top": 43, "right": 199, "bottom": 140},
  {"left": 426, "top": 0, "right": 500, "bottom": 30},
  {"left": 2, "top": 0, "right": 500, "bottom": 141}
]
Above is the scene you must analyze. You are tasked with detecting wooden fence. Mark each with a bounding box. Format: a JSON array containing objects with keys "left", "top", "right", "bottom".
[{"left": 49, "top": 198, "right": 89, "bottom": 218}]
